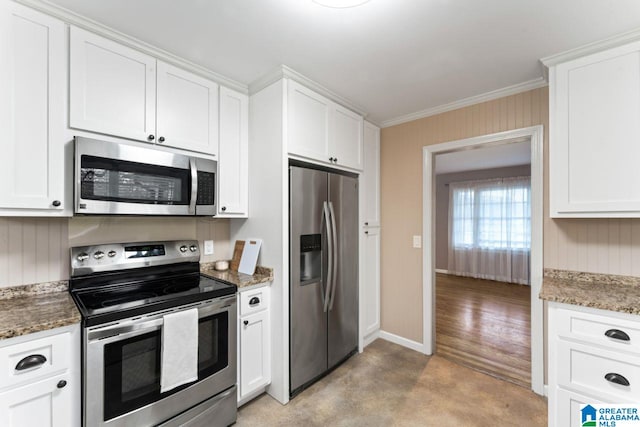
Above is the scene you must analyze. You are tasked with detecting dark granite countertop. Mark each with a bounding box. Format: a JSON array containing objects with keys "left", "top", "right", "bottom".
[
  {"left": 0, "top": 281, "right": 81, "bottom": 340},
  {"left": 201, "top": 263, "right": 273, "bottom": 289},
  {"left": 540, "top": 269, "right": 640, "bottom": 315}
]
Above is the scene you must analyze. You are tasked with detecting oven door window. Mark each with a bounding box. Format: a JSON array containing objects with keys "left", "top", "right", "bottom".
[
  {"left": 103, "top": 312, "right": 229, "bottom": 422},
  {"left": 80, "top": 155, "right": 191, "bottom": 205}
]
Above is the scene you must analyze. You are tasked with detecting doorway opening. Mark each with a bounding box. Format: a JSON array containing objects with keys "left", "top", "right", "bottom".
[{"left": 422, "top": 126, "right": 544, "bottom": 395}]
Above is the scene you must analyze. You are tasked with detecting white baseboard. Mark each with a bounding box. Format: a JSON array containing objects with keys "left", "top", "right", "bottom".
[
  {"left": 363, "top": 330, "right": 380, "bottom": 348},
  {"left": 435, "top": 269, "right": 449, "bottom": 274},
  {"left": 379, "top": 330, "right": 425, "bottom": 353}
]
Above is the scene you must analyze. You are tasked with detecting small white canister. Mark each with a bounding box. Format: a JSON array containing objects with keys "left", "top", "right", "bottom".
[{"left": 214, "top": 260, "right": 229, "bottom": 271}]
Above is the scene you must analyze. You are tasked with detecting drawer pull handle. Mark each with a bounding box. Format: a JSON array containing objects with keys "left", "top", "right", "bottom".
[
  {"left": 605, "top": 373, "right": 630, "bottom": 387},
  {"left": 605, "top": 329, "right": 630, "bottom": 341},
  {"left": 249, "top": 297, "right": 260, "bottom": 306},
  {"left": 15, "top": 354, "right": 47, "bottom": 371},
  {"left": 243, "top": 320, "right": 249, "bottom": 326}
]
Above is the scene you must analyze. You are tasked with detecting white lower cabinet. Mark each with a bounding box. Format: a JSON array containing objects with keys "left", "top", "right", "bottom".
[
  {"left": 0, "top": 372, "right": 73, "bottom": 427},
  {"left": 238, "top": 286, "right": 271, "bottom": 405},
  {"left": 362, "top": 227, "right": 380, "bottom": 339},
  {"left": 549, "top": 302, "right": 640, "bottom": 426},
  {"left": 0, "top": 324, "right": 80, "bottom": 427},
  {"left": 553, "top": 387, "right": 605, "bottom": 427}
]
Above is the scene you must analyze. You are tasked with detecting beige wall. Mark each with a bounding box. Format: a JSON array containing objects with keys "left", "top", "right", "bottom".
[
  {"left": 381, "top": 88, "right": 550, "bottom": 342},
  {"left": 0, "top": 217, "right": 231, "bottom": 288},
  {"left": 381, "top": 86, "right": 640, "bottom": 342}
]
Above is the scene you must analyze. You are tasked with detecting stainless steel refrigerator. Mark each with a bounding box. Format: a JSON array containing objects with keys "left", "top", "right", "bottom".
[{"left": 289, "top": 163, "right": 359, "bottom": 397}]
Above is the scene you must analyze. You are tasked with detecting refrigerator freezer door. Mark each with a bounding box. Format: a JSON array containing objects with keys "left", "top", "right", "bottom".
[
  {"left": 289, "top": 166, "right": 329, "bottom": 393},
  {"left": 327, "top": 173, "right": 359, "bottom": 369}
]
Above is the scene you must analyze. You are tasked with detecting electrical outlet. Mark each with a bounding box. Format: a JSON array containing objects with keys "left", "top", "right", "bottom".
[
  {"left": 413, "top": 235, "right": 422, "bottom": 249},
  {"left": 204, "top": 240, "right": 214, "bottom": 255}
]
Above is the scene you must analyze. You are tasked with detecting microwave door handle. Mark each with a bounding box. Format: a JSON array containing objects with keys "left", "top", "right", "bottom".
[{"left": 189, "top": 158, "right": 198, "bottom": 215}]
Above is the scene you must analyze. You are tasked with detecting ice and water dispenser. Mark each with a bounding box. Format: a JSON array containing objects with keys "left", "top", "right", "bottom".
[{"left": 300, "top": 234, "right": 321, "bottom": 284}]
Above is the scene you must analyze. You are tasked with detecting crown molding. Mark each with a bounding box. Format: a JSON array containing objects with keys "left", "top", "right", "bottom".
[
  {"left": 541, "top": 26, "right": 640, "bottom": 68},
  {"left": 380, "top": 77, "right": 548, "bottom": 128},
  {"left": 249, "top": 65, "right": 368, "bottom": 117},
  {"left": 14, "top": 0, "right": 248, "bottom": 94}
]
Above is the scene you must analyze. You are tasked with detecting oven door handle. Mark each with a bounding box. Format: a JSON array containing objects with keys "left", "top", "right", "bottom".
[
  {"left": 87, "top": 297, "right": 237, "bottom": 342},
  {"left": 189, "top": 158, "right": 198, "bottom": 215},
  {"left": 88, "top": 318, "right": 164, "bottom": 342}
]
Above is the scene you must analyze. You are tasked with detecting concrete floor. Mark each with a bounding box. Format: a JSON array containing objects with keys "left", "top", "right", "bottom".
[{"left": 236, "top": 339, "right": 547, "bottom": 426}]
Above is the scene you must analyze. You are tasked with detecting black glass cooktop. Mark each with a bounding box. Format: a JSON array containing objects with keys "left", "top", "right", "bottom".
[{"left": 70, "top": 270, "right": 236, "bottom": 327}]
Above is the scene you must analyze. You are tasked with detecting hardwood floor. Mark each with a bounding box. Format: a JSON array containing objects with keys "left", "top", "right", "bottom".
[{"left": 435, "top": 273, "right": 531, "bottom": 388}]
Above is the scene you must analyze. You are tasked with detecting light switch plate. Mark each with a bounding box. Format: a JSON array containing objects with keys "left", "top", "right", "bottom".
[
  {"left": 204, "top": 240, "right": 214, "bottom": 255},
  {"left": 413, "top": 235, "right": 422, "bottom": 249}
]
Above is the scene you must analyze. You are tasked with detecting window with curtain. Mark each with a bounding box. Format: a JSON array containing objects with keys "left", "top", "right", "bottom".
[{"left": 447, "top": 176, "right": 531, "bottom": 285}]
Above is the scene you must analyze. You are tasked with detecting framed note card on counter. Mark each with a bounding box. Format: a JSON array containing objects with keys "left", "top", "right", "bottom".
[{"left": 238, "top": 239, "right": 262, "bottom": 275}]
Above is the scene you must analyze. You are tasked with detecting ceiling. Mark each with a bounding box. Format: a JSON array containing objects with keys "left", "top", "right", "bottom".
[
  {"left": 46, "top": 0, "right": 640, "bottom": 124},
  {"left": 435, "top": 140, "right": 530, "bottom": 174}
]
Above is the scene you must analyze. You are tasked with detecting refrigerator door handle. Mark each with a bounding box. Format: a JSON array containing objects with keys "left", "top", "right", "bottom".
[
  {"left": 328, "top": 201, "right": 338, "bottom": 311},
  {"left": 323, "top": 201, "right": 333, "bottom": 313}
]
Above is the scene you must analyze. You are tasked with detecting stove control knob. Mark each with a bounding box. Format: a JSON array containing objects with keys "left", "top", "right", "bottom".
[
  {"left": 189, "top": 245, "right": 198, "bottom": 252},
  {"left": 76, "top": 252, "right": 89, "bottom": 262},
  {"left": 180, "top": 245, "right": 188, "bottom": 253},
  {"left": 108, "top": 250, "right": 117, "bottom": 258},
  {"left": 94, "top": 251, "right": 105, "bottom": 260}
]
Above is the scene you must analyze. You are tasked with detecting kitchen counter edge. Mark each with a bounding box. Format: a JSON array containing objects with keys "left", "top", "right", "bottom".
[
  {"left": 201, "top": 263, "right": 273, "bottom": 289},
  {"left": 540, "top": 268, "right": 640, "bottom": 315},
  {"left": 0, "top": 281, "right": 81, "bottom": 340}
]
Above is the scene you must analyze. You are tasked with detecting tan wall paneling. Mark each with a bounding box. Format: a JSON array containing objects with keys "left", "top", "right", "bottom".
[
  {"left": 0, "top": 218, "right": 68, "bottom": 288},
  {"left": 382, "top": 86, "right": 640, "bottom": 343},
  {"left": 380, "top": 88, "right": 550, "bottom": 343},
  {"left": 196, "top": 218, "right": 231, "bottom": 264},
  {"left": 0, "top": 217, "right": 231, "bottom": 288}
]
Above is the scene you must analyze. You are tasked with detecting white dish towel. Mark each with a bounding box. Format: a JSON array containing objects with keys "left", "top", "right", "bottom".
[{"left": 161, "top": 308, "right": 199, "bottom": 393}]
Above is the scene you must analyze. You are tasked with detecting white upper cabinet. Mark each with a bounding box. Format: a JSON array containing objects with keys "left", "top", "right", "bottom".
[
  {"left": 287, "top": 80, "right": 363, "bottom": 171},
  {"left": 333, "top": 104, "right": 364, "bottom": 170},
  {"left": 218, "top": 86, "right": 248, "bottom": 216},
  {"left": 0, "top": 1, "right": 66, "bottom": 213},
  {"left": 70, "top": 27, "right": 220, "bottom": 156},
  {"left": 549, "top": 39, "right": 640, "bottom": 217},
  {"left": 70, "top": 26, "right": 156, "bottom": 144},
  {"left": 362, "top": 122, "right": 380, "bottom": 226},
  {"left": 288, "top": 80, "right": 331, "bottom": 162},
  {"left": 156, "top": 61, "right": 219, "bottom": 155}
]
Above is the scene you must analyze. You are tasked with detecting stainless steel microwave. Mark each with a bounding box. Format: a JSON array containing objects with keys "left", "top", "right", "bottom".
[{"left": 75, "top": 137, "right": 216, "bottom": 216}]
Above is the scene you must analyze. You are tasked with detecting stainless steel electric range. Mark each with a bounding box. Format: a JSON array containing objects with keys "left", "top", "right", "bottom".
[{"left": 69, "top": 240, "right": 237, "bottom": 427}]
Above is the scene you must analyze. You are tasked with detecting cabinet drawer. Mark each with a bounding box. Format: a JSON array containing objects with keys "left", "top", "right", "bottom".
[
  {"left": 239, "top": 287, "right": 269, "bottom": 317},
  {"left": 0, "top": 331, "right": 71, "bottom": 390},
  {"left": 555, "top": 306, "right": 640, "bottom": 354},
  {"left": 557, "top": 339, "right": 640, "bottom": 401}
]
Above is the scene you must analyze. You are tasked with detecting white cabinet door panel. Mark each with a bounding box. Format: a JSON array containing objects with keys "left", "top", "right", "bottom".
[
  {"left": 156, "top": 61, "right": 218, "bottom": 155},
  {"left": 288, "top": 80, "right": 331, "bottom": 162},
  {"left": 550, "top": 40, "right": 640, "bottom": 216},
  {"left": 0, "top": 2, "right": 65, "bottom": 210},
  {"left": 333, "top": 105, "right": 363, "bottom": 170},
  {"left": 218, "top": 87, "right": 248, "bottom": 216},
  {"left": 239, "top": 310, "right": 270, "bottom": 399},
  {"left": 0, "top": 372, "right": 73, "bottom": 427},
  {"left": 363, "top": 227, "right": 380, "bottom": 336},
  {"left": 362, "top": 122, "right": 380, "bottom": 226},
  {"left": 70, "top": 26, "right": 156, "bottom": 143}
]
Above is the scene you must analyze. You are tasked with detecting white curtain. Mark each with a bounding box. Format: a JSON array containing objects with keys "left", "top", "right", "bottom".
[{"left": 447, "top": 176, "right": 531, "bottom": 285}]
